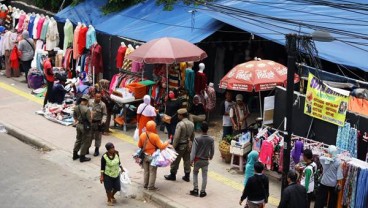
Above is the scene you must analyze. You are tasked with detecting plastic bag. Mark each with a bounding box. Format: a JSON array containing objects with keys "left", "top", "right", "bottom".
[
  {"left": 133, "top": 128, "right": 139, "bottom": 141},
  {"left": 120, "top": 168, "right": 131, "bottom": 196}
]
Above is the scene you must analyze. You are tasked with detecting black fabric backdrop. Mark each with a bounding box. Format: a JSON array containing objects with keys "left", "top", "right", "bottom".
[{"left": 274, "top": 87, "right": 368, "bottom": 161}]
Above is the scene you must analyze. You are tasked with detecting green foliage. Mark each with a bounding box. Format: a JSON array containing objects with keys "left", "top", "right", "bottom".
[{"left": 101, "top": 0, "right": 145, "bottom": 15}]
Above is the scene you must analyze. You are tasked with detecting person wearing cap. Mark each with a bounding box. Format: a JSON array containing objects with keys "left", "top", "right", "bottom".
[
  {"left": 138, "top": 121, "right": 170, "bottom": 191},
  {"left": 230, "top": 94, "right": 250, "bottom": 134},
  {"left": 18, "top": 30, "right": 34, "bottom": 82},
  {"left": 42, "top": 58, "right": 54, "bottom": 108},
  {"left": 315, "top": 145, "right": 343, "bottom": 208},
  {"left": 164, "top": 108, "right": 195, "bottom": 182},
  {"left": 100, "top": 142, "right": 124, "bottom": 206},
  {"left": 89, "top": 91, "right": 107, "bottom": 157},
  {"left": 72, "top": 94, "right": 92, "bottom": 162},
  {"left": 163, "top": 90, "right": 182, "bottom": 140}
]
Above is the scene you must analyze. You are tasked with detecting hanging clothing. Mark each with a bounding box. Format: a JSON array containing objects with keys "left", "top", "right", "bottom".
[
  {"left": 32, "top": 15, "right": 40, "bottom": 39},
  {"left": 86, "top": 26, "right": 97, "bottom": 49},
  {"left": 39, "top": 18, "right": 49, "bottom": 41},
  {"left": 259, "top": 140, "right": 274, "bottom": 170},
  {"left": 131, "top": 61, "right": 143, "bottom": 73},
  {"left": 73, "top": 25, "right": 81, "bottom": 59},
  {"left": 4, "top": 10, "right": 13, "bottom": 30},
  {"left": 348, "top": 96, "right": 368, "bottom": 117},
  {"left": 36, "top": 16, "right": 45, "bottom": 39},
  {"left": 336, "top": 122, "right": 358, "bottom": 158},
  {"left": 205, "top": 85, "right": 216, "bottom": 111},
  {"left": 22, "top": 15, "right": 30, "bottom": 33},
  {"left": 90, "top": 43, "right": 103, "bottom": 74},
  {"left": 121, "top": 47, "right": 134, "bottom": 70},
  {"left": 17, "top": 13, "right": 26, "bottom": 33},
  {"left": 116, "top": 46, "right": 127, "bottom": 69},
  {"left": 291, "top": 140, "right": 304, "bottom": 164},
  {"left": 168, "top": 66, "right": 181, "bottom": 90},
  {"left": 63, "top": 20, "right": 73, "bottom": 51},
  {"left": 27, "top": 15, "right": 36, "bottom": 38},
  {"left": 195, "top": 71, "right": 207, "bottom": 95},
  {"left": 77, "top": 25, "right": 88, "bottom": 55},
  {"left": 45, "top": 19, "right": 59, "bottom": 51},
  {"left": 185, "top": 68, "right": 195, "bottom": 97}
]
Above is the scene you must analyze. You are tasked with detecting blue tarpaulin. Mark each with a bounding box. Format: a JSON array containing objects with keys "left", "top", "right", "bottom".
[
  {"left": 55, "top": 0, "right": 114, "bottom": 25},
  {"left": 55, "top": 0, "right": 223, "bottom": 43},
  {"left": 198, "top": 0, "right": 368, "bottom": 72}
]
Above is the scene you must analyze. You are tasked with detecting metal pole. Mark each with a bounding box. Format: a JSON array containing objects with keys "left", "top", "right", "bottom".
[
  {"left": 282, "top": 34, "right": 297, "bottom": 192},
  {"left": 259, "top": 91, "right": 262, "bottom": 118}
]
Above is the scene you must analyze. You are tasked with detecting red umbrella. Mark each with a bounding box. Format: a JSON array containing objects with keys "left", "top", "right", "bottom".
[
  {"left": 220, "top": 59, "right": 299, "bottom": 92},
  {"left": 220, "top": 59, "right": 299, "bottom": 117},
  {"left": 126, "top": 37, "right": 207, "bottom": 64}
]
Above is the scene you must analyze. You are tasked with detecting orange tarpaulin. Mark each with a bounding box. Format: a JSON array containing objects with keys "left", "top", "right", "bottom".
[{"left": 348, "top": 96, "right": 368, "bottom": 116}]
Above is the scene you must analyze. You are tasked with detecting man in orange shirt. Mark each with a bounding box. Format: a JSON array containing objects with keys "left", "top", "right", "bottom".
[{"left": 138, "top": 121, "right": 171, "bottom": 190}]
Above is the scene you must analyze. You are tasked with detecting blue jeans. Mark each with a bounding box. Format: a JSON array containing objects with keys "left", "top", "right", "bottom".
[{"left": 223, "top": 126, "right": 233, "bottom": 138}]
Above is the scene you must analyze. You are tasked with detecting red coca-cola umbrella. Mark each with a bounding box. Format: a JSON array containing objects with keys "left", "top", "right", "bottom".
[
  {"left": 126, "top": 37, "right": 207, "bottom": 64},
  {"left": 220, "top": 59, "right": 299, "bottom": 117}
]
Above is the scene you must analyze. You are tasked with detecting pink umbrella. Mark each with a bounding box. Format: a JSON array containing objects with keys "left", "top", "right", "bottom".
[{"left": 126, "top": 37, "right": 207, "bottom": 64}]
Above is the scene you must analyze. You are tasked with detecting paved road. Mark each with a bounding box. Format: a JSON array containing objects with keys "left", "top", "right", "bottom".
[{"left": 0, "top": 133, "right": 156, "bottom": 208}]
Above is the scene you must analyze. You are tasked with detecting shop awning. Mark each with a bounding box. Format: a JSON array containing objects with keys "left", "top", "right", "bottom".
[
  {"left": 55, "top": 0, "right": 223, "bottom": 43},
  {"left": 94, "top": 0, "right": 223, "bottom": 43},
  {"left": 198, "top": 0, "right": 368, "bottom": 72},
  {"left": 54, "top": 0, "right": 114, "bottom": 25}
]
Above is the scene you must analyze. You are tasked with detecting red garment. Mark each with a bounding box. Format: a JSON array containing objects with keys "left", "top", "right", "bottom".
[
  {"left": 90, "top": 43, "right": 103, "bottom": 74},
  {"left": 77, "top": 26, "right": 88, "bottom": 55},
  {"left": 259, "top": 140, "right": 274, "bottom": 170},
  {"left": 10, "top": 46, "right": 20, "bottom": 69},
  {"left": 116, "top": 46, "right": 127, "bottom": 68},
  {"left": 36, "top": 17, "right": 45, "bottom": 39},
  {"left": 43, "top": 59, "right": 54, "bottom": 82},
  {"left": 195, "top": 72, "right": 207, "bottom": 94}
]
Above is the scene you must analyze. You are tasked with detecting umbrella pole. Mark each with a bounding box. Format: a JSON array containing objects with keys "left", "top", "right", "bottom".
[
  {"left": 166, "top": 64, "right": 169, "bottom": 94},
  {"left": 259, "top": 91, "right": 263, "bottom": 118}
]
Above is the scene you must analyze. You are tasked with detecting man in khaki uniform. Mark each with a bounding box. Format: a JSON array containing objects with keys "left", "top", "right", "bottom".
[
  {"left": 165, "top": 108, "right": 195, "bottom": 182},
  {"left": 89, "top": 92, "right": 107, "bottom": 156},
  {"left": 72, "top": 94, "right": 92, "bottom": 162}
]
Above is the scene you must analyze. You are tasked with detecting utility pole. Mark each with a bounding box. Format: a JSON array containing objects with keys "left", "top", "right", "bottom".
[{"left": 282, "top": 34, "right": 297, "bottom": 191}]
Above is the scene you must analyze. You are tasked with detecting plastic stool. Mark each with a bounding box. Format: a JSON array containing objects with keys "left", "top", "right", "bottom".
[{"left": 230, "top": 154, "right": 244, "bottom": 172}]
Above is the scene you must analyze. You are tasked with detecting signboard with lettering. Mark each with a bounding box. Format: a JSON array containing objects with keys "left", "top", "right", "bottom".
[{"left": 304, "top": 73, "right": 349, "bottom": 126}]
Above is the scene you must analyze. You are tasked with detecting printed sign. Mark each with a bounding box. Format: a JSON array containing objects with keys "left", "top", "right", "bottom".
[{"left": 304, "top": 73, "right": 349, "bottom": 126}]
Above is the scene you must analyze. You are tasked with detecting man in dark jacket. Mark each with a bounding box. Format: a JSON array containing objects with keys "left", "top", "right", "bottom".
[
  {"left": 278, "top": 170, "right": 307, "bottom": 208},
  {"left": 240, "top": 162, "right": 269, "bottom": 208}
]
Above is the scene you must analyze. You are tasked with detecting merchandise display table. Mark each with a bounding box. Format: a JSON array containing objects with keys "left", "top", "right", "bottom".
[{"left": 113, "top": 98, "right": 143, "bottom": 132}]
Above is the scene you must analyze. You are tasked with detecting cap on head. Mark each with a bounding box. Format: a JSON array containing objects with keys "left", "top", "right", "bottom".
[
  {"left": 177, "top": 108, "right": 187, "bottom": 115},
  {"left": 105, "top": 142, "right": 114, "bottom": 150},
  {"left": 236, "top": 94, "right": 243, "bottom": 101},
  {"left": 81, "top": 94, "right": 90, "bottom": 101}
]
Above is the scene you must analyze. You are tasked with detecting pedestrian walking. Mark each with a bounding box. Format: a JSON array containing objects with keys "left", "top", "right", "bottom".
[
  {"left": 189, "top": 121, "right": 214, "bottom": 198},
  {"left": 244, "top": 150, "right": 259, "bottom": 186},
  {"left": 221, "top": 91, "right": 235, "bottom": 138},
  {"left": 18, "top": 30, "right": 34, "bottom": 82},
  {"left": 89, "top": 91, "right": 107, "bottom": 156},
  {"left": 239, "top": 162, "right": 269, "bottom": 208},
  {"left": 138, "top": 121, "right": 170, "bottom": 190},
  {"left": 100, "top": 142, "right": 124, "bottom": 206},
  {"left": 296, "top": 149, "right": 316, "bottom": 207},
  {"left": 164, "top": 108, "right": 194, "bottom": 182},
  {"left": 72, "top": 94, "right": 92, "bottom": 162},
  {"left": 230, "top": 94, "right": 250, "bottom": 135},
  {"left": 278, "top": 170, "right": 308, "bottom": 208},
  {"left": 163, "top": 90, "right": 181, "bottom": 141},
  {"left": 137, "top": 95, "right": 157, "bottom": 136}
]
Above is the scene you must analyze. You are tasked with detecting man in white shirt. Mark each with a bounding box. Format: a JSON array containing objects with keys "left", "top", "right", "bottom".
[{"left": 220, "top": 91, "right": 235, "bottom": 138}]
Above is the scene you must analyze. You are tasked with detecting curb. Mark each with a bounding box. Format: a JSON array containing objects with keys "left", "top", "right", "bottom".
[
  {"left": 0, "top": 121, "right": 53, "bottom": 151},
  {"left": 142, "top": 189, "right": 188, "bottom": 208}
]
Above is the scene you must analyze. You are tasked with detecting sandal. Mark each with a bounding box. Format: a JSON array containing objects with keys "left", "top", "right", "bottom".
[{"left": 107, "top": 201, "right": 114, "bottom": 206}]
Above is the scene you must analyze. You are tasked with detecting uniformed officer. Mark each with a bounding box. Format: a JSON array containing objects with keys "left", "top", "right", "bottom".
[
  {"left": 164, "top": 108, "right": 195, "bottom": 182},
  {"left": 72, "top": 94, "right": 92, "bottom": 162},
  {"left": 89, "top": 91, "right": 107, "bottom": 156}
]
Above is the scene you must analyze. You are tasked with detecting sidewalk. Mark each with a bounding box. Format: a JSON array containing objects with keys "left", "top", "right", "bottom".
[{"left": 0, "top": 75, "right": 281, "bottom": 208}]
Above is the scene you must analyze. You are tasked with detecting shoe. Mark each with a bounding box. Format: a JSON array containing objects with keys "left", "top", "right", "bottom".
[
  {"left": 93, "top": 147, "right": 99, "bottom": 157},
  {"left": 107, "top": 201, "right": 114, "bottom": 206},
  {"left": 164, "top": 174, "right": 176, "bottom": 181},
  {"left": 182, "top": 173, "right": 190, "bottom": 182},
  {"left": 80, "top": 155, "right": 91, "bottom": 162},
  {"left": 111, "top": 198, "right": 117, "bottom": 204},
  {"left": 199, "top": 191, "right": 207, "bottom": 198},
  {"left": 143, "top": 186, "right": 148, "bottom": 189},
  {"left": 72, "top": 152, "right": 80, "bottom": 160},
  {"left": 189, "top": 189, "right": 199, "bottom": 197},
  {"left": 148, "top": 187, "right": 159, "bottom": 191}
]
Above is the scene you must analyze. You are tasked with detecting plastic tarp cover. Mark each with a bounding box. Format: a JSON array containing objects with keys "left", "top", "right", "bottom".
[
  {"left": 198, "top": 0, "right": 368, "bottom": 72},
  {"left": 54, "top": 0, "right": 114, "bottom": 25},
  {"left": 94, "top": 0, "right": 223, "bottom": 43}
]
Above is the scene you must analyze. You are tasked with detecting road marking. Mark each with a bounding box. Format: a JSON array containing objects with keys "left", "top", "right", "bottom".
[{"left": 0, "top": 81, "right": 280, "bottom": 206}]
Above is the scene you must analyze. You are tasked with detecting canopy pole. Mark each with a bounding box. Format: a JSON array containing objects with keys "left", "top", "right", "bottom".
[
  {"left": 259, "top": 91, "right": 263, "bottom": 118},
  {"left": 166, "top": 64, "right": 169, "bottom": 94}
]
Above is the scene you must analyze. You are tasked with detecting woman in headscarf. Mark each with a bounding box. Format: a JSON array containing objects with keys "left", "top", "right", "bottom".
[
  {"left": 244, "top": 150, "right": 259, "bottom": 186},
  {"left": 137, "top": 95, "right": 157, "bottom": 135},
  {"left": 99, "top": 79, "right": 113, "bottom": 135},
  {"left": 100, "top": 142, "right": 123, "bottom": 206}
]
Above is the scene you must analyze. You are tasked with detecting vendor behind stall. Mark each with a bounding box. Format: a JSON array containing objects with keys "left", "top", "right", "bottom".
[
  {"left": 189, "top": 95, "right": 206, "bottom": 129},
  {"left": 51, "top": 73, "right": 68, "bottom": 104}
]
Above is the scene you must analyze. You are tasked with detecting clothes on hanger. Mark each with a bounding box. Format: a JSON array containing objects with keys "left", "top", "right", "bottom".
[
  {"left": 86, "top": 26, "right": 97, "bottom": 49},
  {"left": 45, "top": 18, "right": 59, "bottom": 51},
  {"left": 63, "top": 20, "right": 73, "bottom": 51}
]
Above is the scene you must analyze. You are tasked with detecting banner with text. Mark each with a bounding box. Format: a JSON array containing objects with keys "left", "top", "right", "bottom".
[{"left": 304, "top": 73, "right": 349, "bottom": 126}]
